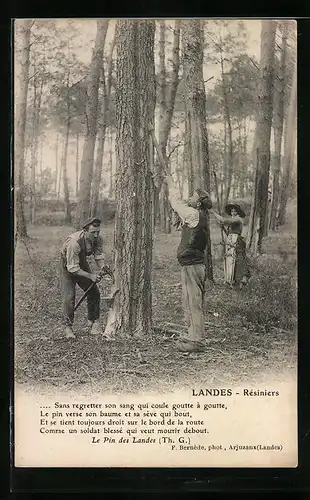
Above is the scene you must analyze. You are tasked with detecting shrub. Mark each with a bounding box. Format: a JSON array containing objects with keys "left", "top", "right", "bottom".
[
  {"left": 33, "top": 211, "right": 69, "bottom": 226},
  {"left": 234, "top": 253, "right": 297, "bottom": 329}
]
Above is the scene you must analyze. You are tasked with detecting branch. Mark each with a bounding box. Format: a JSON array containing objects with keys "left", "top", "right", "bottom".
[
  {"left": 28, "top": 70, "right": 40, "bottom": 81},
  {"left": 69, "top": 75, "right": 87, "bottom": 89},
  {"left": 249, "top": 57, "right": 260, "bottom": 71},
  {"left": 204, "top": 76, "right": 214, "bottom": 84},
  {"left": 149, "top": 127, "right": 168, "bottom": 175},
  {"left": 167, "top": 141, "right": 183, "bottom": 160}
]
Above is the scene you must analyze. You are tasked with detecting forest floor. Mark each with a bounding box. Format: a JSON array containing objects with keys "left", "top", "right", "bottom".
[{"left": 14, "top": 201, "right": 297, "bottom": 396}]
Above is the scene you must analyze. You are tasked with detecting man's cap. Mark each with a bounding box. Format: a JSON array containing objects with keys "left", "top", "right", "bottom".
[
  {"left": 195, "top": 188, "right": 211, "bottom": 201},
  {"left": 82, "top": 217, "right": 101, "bottom": 229}
]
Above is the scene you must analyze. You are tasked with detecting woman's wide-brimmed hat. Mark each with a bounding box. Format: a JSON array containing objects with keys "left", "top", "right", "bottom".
[{"left": 225, "top": 203, "right": 246, "bottom": 218}]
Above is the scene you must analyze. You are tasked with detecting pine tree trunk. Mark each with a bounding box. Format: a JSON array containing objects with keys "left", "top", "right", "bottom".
[
  {"left": 239, "top": 118, "right": 246, "bottom": 198},
  {"left": 162, "top": 20, "right": 181, "bottom": 152},
  {"left": 91, "top": 29, "right": 116, "bottom": 214},
  {"left": 75, "top": 20, "right": 109, "bottom": 227},
  {"left": 30, "top": 71, "right": 37, "bottom": 224},
  {"left": 247, "top": 20, "right": 276, "bottom": 254},
  {"left": 57, "top": 137, "right": 64, "bottom": 202},
  {"left": 270, "top": 22, "right": 288, "bottom": 231},
  {"left": 156, "top": 20, "right": 181, "bottom": 232},
  {"left": 183, "top": 111, "right": 193, "bottom": 197},
  {"left": 55, "top": 134, "right": 59, "bottom": 196},
  {"left": 220, "top": 55, "right": 234, "bottom": 207},
  {"left": 104, "top": 20, "right": 156, "bottom": 338},
  {"left": 15, "top": 20, "right": 32, "bottom": 238},
  {"left": 181, "top": 19, "right": 213, "bottom": 280},
  {"left": 62, "top": 115, "right": 72, "bottom": 224},
  {"left": 109, "top": 128, "right": 113, "bottom": 198},
  {"left": 39, "top": 140, "right": 43, "bottom": 192},
  {"left": 278, "top": 60, "right": 297, "bottom": 226},
  {"left": 157, "top": 21, "right": 169, "bottom": 232},
  {"left": 75, "top": 133, "right": 79, "bottom": 198},
  {"left": 247, "top": 148, "right": 260, "bottom": 252},
  {"left": 30, "top": 76, "right": 43, "bottom": 223}
]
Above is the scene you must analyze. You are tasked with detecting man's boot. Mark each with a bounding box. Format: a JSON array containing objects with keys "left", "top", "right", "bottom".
[
  {"left": 65, "top": 325, "right": 76, "bottom": 339},
  {"left": 90, "top": 320, "right": 103, "bottom": 335}
]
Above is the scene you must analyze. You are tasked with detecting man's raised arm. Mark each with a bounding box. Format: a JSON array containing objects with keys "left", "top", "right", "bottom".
[{"left": 165, "top": 174, "right": 199, "bottom": 229}]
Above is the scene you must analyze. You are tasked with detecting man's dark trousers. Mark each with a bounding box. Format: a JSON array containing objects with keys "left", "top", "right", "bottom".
[{"left": 60, "top": 258, "right": 100, "bottom": 326}]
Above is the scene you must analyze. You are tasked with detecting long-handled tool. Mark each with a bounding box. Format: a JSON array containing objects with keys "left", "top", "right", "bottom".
[
  {"left": 73, "top": 265, "right": 119, "bottom": 312},
  {"left": 212, "top": 170, "right": 228, "bottom": 278}
]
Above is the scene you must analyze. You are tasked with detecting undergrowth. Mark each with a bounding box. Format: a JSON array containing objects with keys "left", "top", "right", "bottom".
[{"left": 14, "top": 204, "right": 297, "bottom": 394}]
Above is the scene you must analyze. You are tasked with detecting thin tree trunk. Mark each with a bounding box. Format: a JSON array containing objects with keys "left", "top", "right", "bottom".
[
  {"left": 175, "top": 146, "right": 183, "bottom": 197},
  {"left": 220, "top": 53, "right": 234, "bottom": 207},
  {"left": 39, "top": 139, "right": 43, "bottom": 194},
  {"left": 181, "top": 19, "right": 213, "bottom": 280},
  {"left": 29, "top": 72, "right": 43, "bottom": 223},
  {"left": 104, "top": 19, "right": 155, "bottom": 338},
  {"left": 75, "top": 132, "right": 79, "bottom": 198},
  {"left": 247, "top": 148, "right": 260, "bottom": 252},
  {"left": 157, "top": 21, "right": 168, "bottom": 232},
  {"left": 91, "top": 28, "right": 116, "bottom": 215},
  {"left": 62, "top": 112, "right": 71, "bottom": 224},
  {"left": 109, "top": 128, "right": 113, "bottom": 198},
  {"left": 163, "top": 21, "right": 181, "bottom": 151},
  {"left": 183, "top": 110, "right": 193, "bottom": 197},
  {"left": 75, "top": 20, "right": 109, "bottom": 227},
  {"left": 60, "top": 66, "right": 73, "bottom": 224},
  {"left": 270, "top": 22, "right": 288, "bottom": 230},
  {"left": 158, "top": 21, "right": 166, "bottom": 148},
  {"left": 15, "top": 19, "right": 32, "bottom": 238},
  {"left": 30, "top": 70, "right": 37, "bottom": 224},
  {"left": 247, "top": 20, "right": 276, "bottom": 253},
  {"left": 55, "top": 134, "right": 59, "bottom": 197},
  {"left": 57, "top": 137, "right": 64, "bottom": 202},
  {"left": 156, "top": 20, "right": 181, "bottom": 232},
  {"left": 278, "top": 60, "right": 297, "bottom": 226},
  {"left": 239, "top": 117, "right": 247, "bottom": 198},
  {"left": 237, "top": 119, "right": 242, "bottom": 197}
]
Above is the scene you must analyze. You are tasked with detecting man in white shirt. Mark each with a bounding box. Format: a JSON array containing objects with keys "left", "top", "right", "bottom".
[
  {"left": 60, "top": 217, "right": 106, "bottom": 339},
  {"left": 165, "top": 174, "right": 213, "bottom": 353}
]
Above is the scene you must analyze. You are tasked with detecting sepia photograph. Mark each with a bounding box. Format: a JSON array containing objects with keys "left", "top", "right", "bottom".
[{"left": 13, "top": 18, "right": 297, "bottom": 468}]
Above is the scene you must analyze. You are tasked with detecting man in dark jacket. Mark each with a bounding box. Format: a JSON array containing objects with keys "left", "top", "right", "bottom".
[
  {"left": 60, "top": 217, "right": 106, "bottom": 339},
  {"left": 166, "top": 174, "right": 213, "bottom": 353}
]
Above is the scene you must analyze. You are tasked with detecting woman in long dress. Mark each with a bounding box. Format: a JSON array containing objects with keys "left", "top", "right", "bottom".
[{"left": 211, "top": 203, "right": 251, "bottom": 288}]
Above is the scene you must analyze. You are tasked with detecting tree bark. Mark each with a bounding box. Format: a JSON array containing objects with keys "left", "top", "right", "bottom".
[
  {"left": 30, "top": 73, "right": 43, "bottom": 223},
  {"left": 61, "top": 110, "right": 72, "bottom": 224},
  {"left": 157, "top": 21, "right": 170, "bottom": 233},
  {"left": 109, "top": 128, "right": 113, "bottom": 198},
  {"left": 57, "top": 137, "right": 64, "bottom": 202},
  {"left": 239, "top": 117, "right": 247, "bottom": 198},
  {"left": 162, "top": 21, "right": 181, "bottom": 152},
  {"left": 155, "top": 20, "right": 181, "bottom": 232},
  {"left": 15, "top": 20, "right": 32, "bottom": 238},
  {"left": 158, "top": 21, "right": 166, "bottom": 149},
  {"left": 104, "top": 20, "right": 156, "bottom": 338},
  {"left": 247, "top": 20, "right": 276, "bottom": 254},
  {"left": 75, "top": 132, "right": 79, "bottom": 198},
  {"left": 59, "top": 68, "right": 73, "bottom": 224},
  {"left": 220, "top": 53, "right": 234, "bottom": 207},
  {"left": 270, "top": 22, "right": 288, "bottom": 231},
  {"left": 55, "top": 134, "right": 59, "bottom": 196},
  {"left": 181, "top": 20, "right": 213, "bottom": 280},
  {"left": 278, "top": 59, "right": 297, "bottom": 226},
  {"left": 75, "top": 20, "right": 109, "bottom": 227},
  {"left": 91, "top": 28, "right": 116, "bottom": 214}
]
